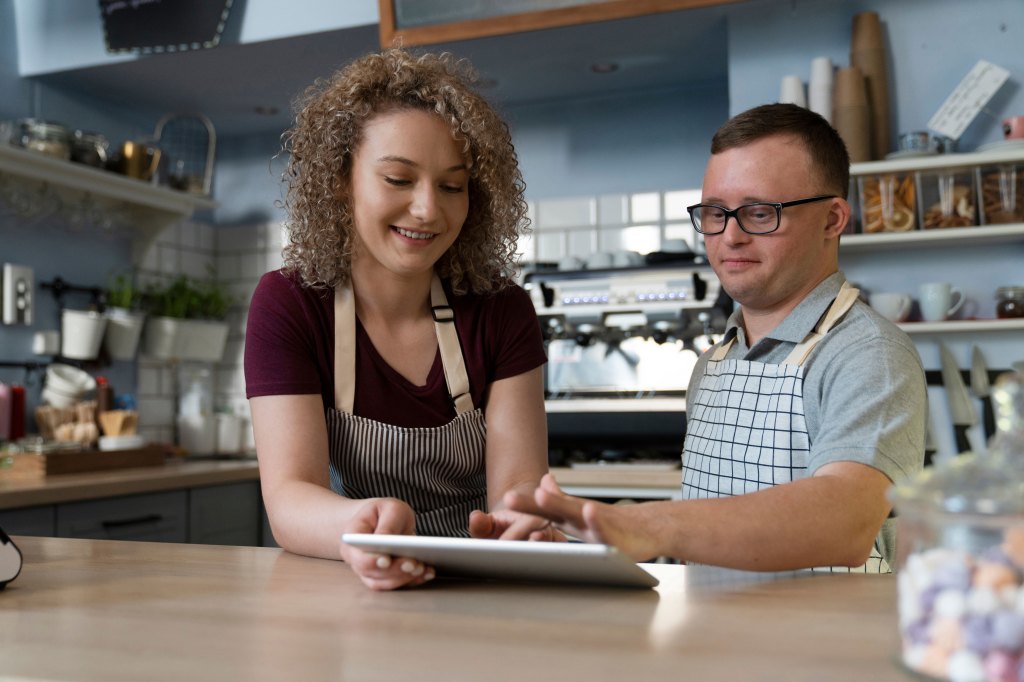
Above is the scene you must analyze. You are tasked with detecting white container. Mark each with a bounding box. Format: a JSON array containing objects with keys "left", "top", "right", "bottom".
[
  {"left": 177, "top": 414, "right": 216, "bottom": 455},
  {"left": 99, "top": 434, "right": 147, "bottom": 451},
  {"left": 143, "top": 317, "right": 229, "bottom": 362},
  {"left": 215, "top": 414, "right": 243, "bottom": 454},
  {"left": 60, "top": 309, "right": 108, "bottom": 360},
  {"left": 103, "top": 308, "right": 146, "bottom": 360}
]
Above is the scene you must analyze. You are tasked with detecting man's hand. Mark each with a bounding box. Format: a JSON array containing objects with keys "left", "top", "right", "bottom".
[
  {"left": 468, "top": 507, "right": 564, "bottom": 542},
  {"left": 503, "top": 473, "right": 658, "bottom": 561},
  {"left": 338, "top": 498, "right": 435, "bottom": 591}
]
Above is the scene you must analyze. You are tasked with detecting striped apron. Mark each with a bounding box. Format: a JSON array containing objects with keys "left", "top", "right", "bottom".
[
  {"left": 682, "top": 282, "right": 890, "bottom": 573},
  {"left": 327, "top": 274, "right": 487, "bottom": 537}
]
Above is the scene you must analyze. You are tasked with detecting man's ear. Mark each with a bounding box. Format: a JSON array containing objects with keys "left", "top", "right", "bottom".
[{"left": 824, "top": 197, "right": 852, "bottom": 237}]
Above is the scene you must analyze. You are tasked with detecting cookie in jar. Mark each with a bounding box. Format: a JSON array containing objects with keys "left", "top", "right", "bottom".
[
  {"left": 858, "top": 173, "right": 916, "bottom": 233},
  {"left": 920, "top": 169, "right": 978, "bottom": 229}
]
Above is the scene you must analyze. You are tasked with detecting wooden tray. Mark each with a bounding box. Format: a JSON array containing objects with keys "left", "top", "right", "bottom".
[{"left": 0, "top": 446, "right": 166, "bottom": 480}]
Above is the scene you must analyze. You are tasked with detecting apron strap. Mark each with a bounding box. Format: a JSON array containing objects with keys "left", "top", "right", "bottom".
[
  {"left": 707, "top": 281, "right": 861, "bottom": 366},
  {"left": 430, "top": 275, "right": 474, "bottom": 416},
  {"left": 333, "top": 273, "right": 474, "bottom": 416},
  {"left": 334, "top": 285, "right": 357, "bottom": 414},
  {"left": 782, "top": 281, "right": 860, "bottom": 366}
]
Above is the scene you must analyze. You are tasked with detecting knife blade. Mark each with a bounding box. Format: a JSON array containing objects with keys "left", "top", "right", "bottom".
[
  {"left": 970, "top": 346, "right": 996, "bottom": 443},
  {"left": 923, "top": 412, "right": 937, "bottom": 467},
  {"left": 939, "top": 342, "right": 977, "bottom": 454}
]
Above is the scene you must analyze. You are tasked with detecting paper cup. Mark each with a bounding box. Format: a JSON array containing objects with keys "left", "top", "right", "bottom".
[{"left": 779, "top": 75, "right": 807, "bottom": 107}]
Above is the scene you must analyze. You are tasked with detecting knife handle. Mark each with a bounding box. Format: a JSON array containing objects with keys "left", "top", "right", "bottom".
[
  {"left": 982, "top": 397, "right": 996, "bottom": 444},
  {"left": 953, "top": 424, "right": 971, "bottom": 455}
]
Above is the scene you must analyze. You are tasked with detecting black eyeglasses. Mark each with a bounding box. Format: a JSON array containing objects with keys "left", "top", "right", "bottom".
[{"left": 686, "top": 195, "right": 837, "bottom": 235}]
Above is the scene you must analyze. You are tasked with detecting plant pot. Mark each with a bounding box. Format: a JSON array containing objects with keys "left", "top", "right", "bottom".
[
  {"left": 61, "top": 309, "right": 108, "bottom": 360},
  {"left": 103, "top": 307, "right": 146, "bottom": 360},
  {"left": 143, "top": 316, "right": 229, "bottom": 362},
  {"left": 180, "top": 319, "right": 229, "bottom": 362},
  {"left": 143, "top": 316, "right": 182, "bottom": 360}
]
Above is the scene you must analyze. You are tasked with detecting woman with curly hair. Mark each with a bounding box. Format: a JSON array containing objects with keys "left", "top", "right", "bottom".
[{"left": 244, "top": 48, "right": 552, "bottom": 590}]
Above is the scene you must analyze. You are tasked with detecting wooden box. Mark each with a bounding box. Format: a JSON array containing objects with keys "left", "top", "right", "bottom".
[{"left": 0, "top": 446, "right": 165, "bottom": 480}]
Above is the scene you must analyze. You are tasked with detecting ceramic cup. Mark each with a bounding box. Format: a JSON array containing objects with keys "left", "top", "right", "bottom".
[
  {"left": 919, "top": 282, "right": 965, "bottom": 322},
  {"left": 1004, "top": 115, "right": 1024, "bottom": 140},
  {"left": 869, "top": 292, "right": 912, "bottom": 322}
]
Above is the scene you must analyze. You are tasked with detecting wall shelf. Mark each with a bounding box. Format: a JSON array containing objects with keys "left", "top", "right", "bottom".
[
  {"left": 0, "top": 145, "right": 216, "bottom": 264},
  {"left": 840, "top": 223, "right": 1024, "bottom": 252},
  {"left": 897, "top": 319, "right": 1024, "bottom": 335}
]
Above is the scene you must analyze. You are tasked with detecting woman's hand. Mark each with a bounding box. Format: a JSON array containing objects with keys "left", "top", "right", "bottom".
[
  {"left": 468, "top": 508, "right": 565, "bottom": 542},
  {"left": 338, "top": 498, "right": 435, "bottom": 591}
]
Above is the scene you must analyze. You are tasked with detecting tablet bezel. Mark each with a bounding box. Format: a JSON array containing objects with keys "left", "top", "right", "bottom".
[{"left": 341, "top": 534, "right": 659, "bottom": 589}]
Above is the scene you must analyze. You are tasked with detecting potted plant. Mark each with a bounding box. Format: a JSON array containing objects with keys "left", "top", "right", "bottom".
[
  {"left": 101, "top": 272, "right": 147, "bottom": 361},
  {"left": 142, "top": 275, "right": 233, "bottom": 362}
]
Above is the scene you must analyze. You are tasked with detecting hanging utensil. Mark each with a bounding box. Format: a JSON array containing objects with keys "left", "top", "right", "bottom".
[
  {"left": 970, "top": 346, "right": 996, "bottom": 444},
  {"left": 939, "top": 342, "right": 977, "bottom": 454}
]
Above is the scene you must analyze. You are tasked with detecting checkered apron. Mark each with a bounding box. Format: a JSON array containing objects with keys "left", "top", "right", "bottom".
[
  {"left": 327, "top": 274, "right": 487, "bottom": 538},
  {"left": 682, "top": 282, "right": 889, "bottom": 572}
]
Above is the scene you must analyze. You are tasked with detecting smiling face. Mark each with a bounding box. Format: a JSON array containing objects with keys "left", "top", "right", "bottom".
[
  {"left": 701, "top": 134, "right": 849, "bottom": 321},
  {"left": 347, "top": 108, "right": 470, "bottom": 283}
]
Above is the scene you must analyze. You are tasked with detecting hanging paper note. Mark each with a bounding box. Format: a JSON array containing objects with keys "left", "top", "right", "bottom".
[{"left": 927, "top": 60, "right": 1010, "bottom": 140}]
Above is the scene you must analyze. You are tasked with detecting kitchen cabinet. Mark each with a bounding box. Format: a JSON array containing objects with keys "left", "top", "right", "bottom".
[
  {"left": 0, "top": 144, "right": 215, "bottom": 265},
  {"left": 56, "top": 490, "right": 189, "bottom": 542},
  {"left": 0, "top": 462, "right": 264, "bottom": 545},
  {"left": 377, "top": 0, "right": 735, "bottom": 47}
]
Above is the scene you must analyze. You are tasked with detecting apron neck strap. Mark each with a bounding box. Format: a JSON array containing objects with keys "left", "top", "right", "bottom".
[
  {"left": 333, "top": 273, "right": 474, "bottom": 415},
  {"left": 708, "top": 281, "right": 861, "bottom": 366}
]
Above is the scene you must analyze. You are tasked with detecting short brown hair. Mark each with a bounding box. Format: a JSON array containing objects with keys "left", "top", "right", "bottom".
[
  {"left": 280, "top": 48, "right": 528, "bottom": 294},
  {"left": 710, "top": 103, "right": 850, "bottom": 198}
]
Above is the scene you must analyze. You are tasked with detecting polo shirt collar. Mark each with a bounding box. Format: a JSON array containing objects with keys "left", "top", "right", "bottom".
[{"left": 722, "top": 271, "right": 848, "bottom": 347}]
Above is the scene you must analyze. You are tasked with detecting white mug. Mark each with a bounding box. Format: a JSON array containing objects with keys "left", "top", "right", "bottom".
[
  {"left": 919, "top": 282, "right": 964, "bottom": 322},
  {"left": 869, "top": 292, "right": 912, "bottom": 322}
]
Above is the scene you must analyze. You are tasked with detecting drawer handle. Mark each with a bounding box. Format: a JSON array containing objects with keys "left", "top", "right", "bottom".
[{"left": 101, "top": 514, "right": 163, "bottom": 529}]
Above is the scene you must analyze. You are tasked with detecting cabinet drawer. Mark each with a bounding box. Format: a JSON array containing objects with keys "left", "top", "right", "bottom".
[
  {"left": 56, "top": 491, "right": 188, "bottom": 542},
  {"left": 188, "top": 482, "right": 260, "bottom": 546},
  {"left": 0, "top": 505, "right": 56, "bottom": 537}
]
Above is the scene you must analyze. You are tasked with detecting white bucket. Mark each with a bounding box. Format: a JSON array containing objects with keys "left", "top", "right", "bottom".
[
  {"left": 60, "top": 310, "right": 108, "bottom": 360},
  {"left": 103, "top": 308, "right": 146, "bottom": 360}
]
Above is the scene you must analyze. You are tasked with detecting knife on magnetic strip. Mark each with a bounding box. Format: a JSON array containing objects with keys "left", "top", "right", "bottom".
[
  {"left": 939, "top": 342, "right": 977, "bottom": 454},
  {"left": 970, "top": 346, "right": 996, "bottom": 443}
]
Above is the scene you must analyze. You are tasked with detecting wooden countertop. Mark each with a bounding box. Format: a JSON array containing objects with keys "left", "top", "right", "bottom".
[
  {"left": 550, "top": 466, "right": 680, "bottom": 489},
  {"left": 1, "top": 536, "right": 906, "bottom": 680},
  {"left": 0, "top": 458, "right": 260, "bottom": 509}
]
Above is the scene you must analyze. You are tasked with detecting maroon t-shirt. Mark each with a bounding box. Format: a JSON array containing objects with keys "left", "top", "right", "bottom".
[{"left": 244, "top": 270, "right": 547, "bottom": 428}]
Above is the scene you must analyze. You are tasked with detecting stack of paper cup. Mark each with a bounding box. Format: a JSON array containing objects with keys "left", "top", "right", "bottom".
[
  {"left": 779, "top": 75, "right": 807, "bottom": 107},
  {"left": 833, "top": 67, "right": 871, "bottom": 162},
  {"left": 851, "top": 11, "right": 891, "bottom": 159},
  {"left": 808, "top": 57, "right": 834, "bottom": 123}
]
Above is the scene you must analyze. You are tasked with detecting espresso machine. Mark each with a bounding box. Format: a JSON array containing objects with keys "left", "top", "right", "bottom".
[{"left": 524, "top": 256, "right": 731, "bottom": 468}]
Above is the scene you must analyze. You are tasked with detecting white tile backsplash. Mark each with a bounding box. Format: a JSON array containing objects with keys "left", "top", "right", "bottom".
[
  {"left": 630, "top": 192, "right": 661, "bottom": 223},
  {"left": 566, "top": 229, "right": 597, "bottom": 258},
  {"left": 536, "top": 231, "right": 566, "bottom": 262},
  {"left": 597, "top": 194, "right": 629, "bottom": 226},
  {"left": 158, "top": 244, "right": 179, "bottom": 275},
  {"left": 536, "top": 196, "right": 595, "bottom": 230},
  {"left": 180, "top": 250, "right": 213, "bottom": 280},
  {"left": 138, "top": 396, "right": 175, "bottom": 428}
]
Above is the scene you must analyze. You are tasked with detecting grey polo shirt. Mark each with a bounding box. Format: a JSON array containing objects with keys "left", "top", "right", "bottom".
[{"left": 686, "top": 272, "right": 927, "bottom": 565}]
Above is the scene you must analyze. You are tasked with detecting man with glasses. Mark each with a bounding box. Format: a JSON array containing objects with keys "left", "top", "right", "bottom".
[{"left": 509, "top": 103, "right": 926, "bottom": 572}]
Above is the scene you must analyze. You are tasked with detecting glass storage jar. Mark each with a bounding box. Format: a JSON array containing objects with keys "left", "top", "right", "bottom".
[
  {"left": 70, "top": 130, "right": 109, "bottom": 168},
  {"left": 996, "top": 286, "right": 1024, "bottom": 319},
  {"left": 918, "top": 169, "right": 978, "bottom": 230},
  {"left": 17, "top": 119, "right": 71, "bottom": 160},
  {"left": 858, "top": 172, "right": 917, "bottom": 233},
  {"left": 978, "top": 164, "right": 1024, "bottom": 225},
  {"left": 889, "top": 372, "right": 1024, "bottom": 681}
]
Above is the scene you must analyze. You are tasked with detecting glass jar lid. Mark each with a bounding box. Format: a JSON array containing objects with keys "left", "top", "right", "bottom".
[
  {"left": 996, "top": 286, "right": 1024, "bottom": 299},
  {"left": 889, "top": 372, "right": 1024, "bottom": 517}
]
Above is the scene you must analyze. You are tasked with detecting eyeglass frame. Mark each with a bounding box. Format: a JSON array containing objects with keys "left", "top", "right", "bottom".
[{"left": 686, "top": 194, "right": 838, "bottom": 235}]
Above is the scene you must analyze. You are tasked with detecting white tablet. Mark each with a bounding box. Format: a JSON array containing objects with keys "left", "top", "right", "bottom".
[{"left": 341, "top": 534, "right": 659, "bottom": 589}]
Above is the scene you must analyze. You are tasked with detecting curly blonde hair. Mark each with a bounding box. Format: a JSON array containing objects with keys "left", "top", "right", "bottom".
[{"left": 280, "top": 48, "right": 529, "bottom": 295}]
